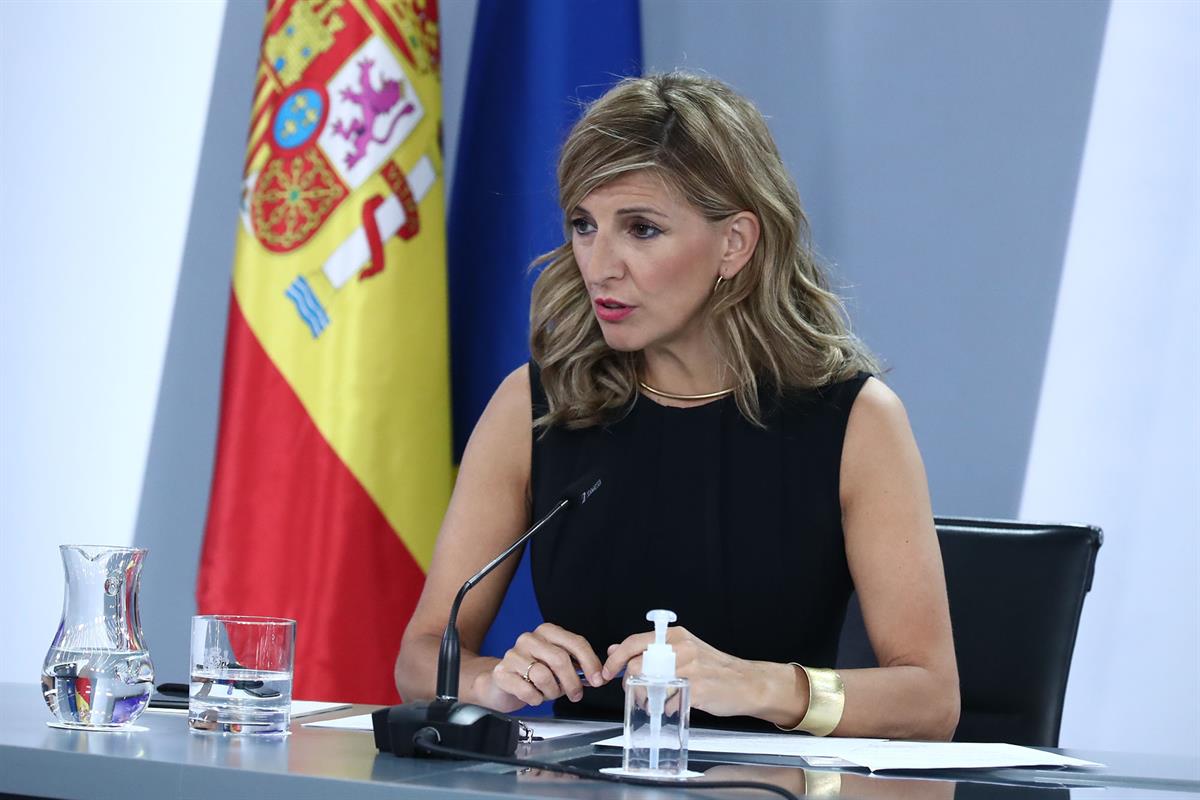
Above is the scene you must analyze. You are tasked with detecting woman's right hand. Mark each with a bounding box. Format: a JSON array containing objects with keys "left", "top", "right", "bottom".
[{"left": 470, "top": 622, "right": 606, "bottom": 712}]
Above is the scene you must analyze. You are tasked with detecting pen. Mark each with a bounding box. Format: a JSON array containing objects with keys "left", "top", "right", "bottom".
[{"left": 576, "top": 667, "right": 624, "bottom": 680}]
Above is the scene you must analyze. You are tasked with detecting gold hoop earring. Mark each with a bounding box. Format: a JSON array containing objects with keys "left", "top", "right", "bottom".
[{"left": 714, "top": 275, "right": 726, "bottom": 293}]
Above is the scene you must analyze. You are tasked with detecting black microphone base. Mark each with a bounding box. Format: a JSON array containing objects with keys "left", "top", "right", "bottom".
[{"left": 372, "top": 699, "right": 519, "bottom": 758}]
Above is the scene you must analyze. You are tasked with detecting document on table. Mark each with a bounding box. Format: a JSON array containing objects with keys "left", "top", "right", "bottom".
[
  {"left": 593, "top": 731, "right": 1104, "bottom": 772},
  {"left": 840, "top": 743, "right": 1099, "bottom": 772},
  {"left": 291, "top": 701, "right": 354, "bottom": 718},
  {"left": 303, "top": 713, "right": 375, "bottom": 731},
  {"left": 304, "top": 713, "right": 619, "bottom": 741},
  {"left": 521, "top": 718, "right": 622, "bottom": 740},
  {"left": 837, "top": 742, "right": 1103, "bottom": 772},
  {"left": 596, "top": 730, "right": 884, "bottom": 760}
]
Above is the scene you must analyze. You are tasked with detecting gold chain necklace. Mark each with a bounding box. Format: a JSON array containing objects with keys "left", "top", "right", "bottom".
[{"left": 638, "top": 380, "right": 735, "bottom": 401}]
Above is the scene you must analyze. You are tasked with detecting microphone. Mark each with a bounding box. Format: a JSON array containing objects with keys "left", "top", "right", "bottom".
[{"left": 373, "top": 471, "right": 603, "bottom": 758}]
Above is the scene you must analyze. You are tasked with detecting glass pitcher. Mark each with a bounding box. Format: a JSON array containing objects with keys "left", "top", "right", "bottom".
[{"left": 41, "top": 545, "right": 154, "bottom": 728}]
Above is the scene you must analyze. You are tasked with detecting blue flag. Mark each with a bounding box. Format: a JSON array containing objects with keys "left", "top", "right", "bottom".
[{"left": 446, "top": 0, "right": 641, "bottom": 709}]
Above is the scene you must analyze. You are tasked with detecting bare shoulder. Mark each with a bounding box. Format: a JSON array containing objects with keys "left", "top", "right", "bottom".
[
  {"left": 841, "top": 376, "right": 926, "bottom": 508},
  {"left": 486, "top": 363, "right": 532, "bottom": 424},
  {"left": 848, "top": 376, "right": 909, "bottom": 432},
  {"left": 459, "top": 364, "right": 533, "bottom": 487}
]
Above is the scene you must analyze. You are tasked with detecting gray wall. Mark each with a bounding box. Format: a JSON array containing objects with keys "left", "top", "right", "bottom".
[{"left": 640, "top": 0, "right": 1108, "bottom": 518}]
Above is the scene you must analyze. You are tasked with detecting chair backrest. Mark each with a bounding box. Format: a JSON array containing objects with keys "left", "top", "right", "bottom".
[{"left": 836, "top": 517, "right": 1102, "bottom": 747}]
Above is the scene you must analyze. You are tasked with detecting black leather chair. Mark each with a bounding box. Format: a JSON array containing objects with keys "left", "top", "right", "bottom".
[{"left": 836, "top": 517, "right": 1102, "bottom": 747}]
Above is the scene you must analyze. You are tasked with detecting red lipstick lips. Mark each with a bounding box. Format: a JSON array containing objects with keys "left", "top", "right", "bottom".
[{"left": 594, "top": 297, "right": 634, "bottom": 322}]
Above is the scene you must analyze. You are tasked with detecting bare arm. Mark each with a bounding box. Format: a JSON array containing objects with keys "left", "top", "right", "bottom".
[
  {"left": 746, "top": 378, "right": 959, "bottom": 738},
  {"left": 394, "top": 366, "right": 534, "bottom": 705},
  {"left": 394, "top": 365, "right": 606, "bottom": 711},
  {"left": 826, "top": 376, "right": 960, "bottom": 740},
  {"left": 603, "top": 377, "right": 960, "bottom": 739}
]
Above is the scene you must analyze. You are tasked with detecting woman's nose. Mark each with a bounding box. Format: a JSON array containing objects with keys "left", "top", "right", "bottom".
[{"left": 581, "top": 230, "right": 625, "bottom": 286}]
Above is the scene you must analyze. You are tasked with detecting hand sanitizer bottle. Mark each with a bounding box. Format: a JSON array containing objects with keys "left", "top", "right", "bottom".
[{"left": 622, "top": 609, "right": 690, "bottom": 777}]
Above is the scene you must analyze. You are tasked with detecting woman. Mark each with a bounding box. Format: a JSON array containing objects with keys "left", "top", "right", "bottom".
[{"left": 396, "top": 72, "right": 959, "bottom": 740}]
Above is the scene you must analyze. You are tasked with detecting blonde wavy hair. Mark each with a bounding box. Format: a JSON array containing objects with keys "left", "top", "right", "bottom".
[{"left": 530, "top": 71, "right": 879, "bottom": 429}]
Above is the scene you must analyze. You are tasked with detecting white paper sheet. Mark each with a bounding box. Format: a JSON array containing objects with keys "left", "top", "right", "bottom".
[
  {"left": 595, "top": 730, "right": 1104, "bottom": 772},
  {"left": 521, "top": 718, "right": 622, "bottom": 740},
  {"left": 303, "top": 713, "right": 375, "bottom": 731},
  {"left": 595, "top": 730, "right": 884, "bottom": 759},
  {"left": 292, "top": 701, "right": 353, "bottom": 718},
  {"left": 838, "top": 742, "right": 1103, "bottom": 772},
  {"left": 303, "top": 713, "right": 619, "bottom": 741}
]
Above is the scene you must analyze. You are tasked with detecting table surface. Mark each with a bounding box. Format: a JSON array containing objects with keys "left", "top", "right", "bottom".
[{"left": 1, "top": 683, "right": 1196, "bottom": 800}]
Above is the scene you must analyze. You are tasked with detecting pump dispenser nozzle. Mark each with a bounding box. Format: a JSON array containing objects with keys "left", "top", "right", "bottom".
[
  {"left": 638, "top": 609, "right": 678, "bottom": 773},
  {"left": 642, "top": 609, "right": 677, "bottom": 680}
]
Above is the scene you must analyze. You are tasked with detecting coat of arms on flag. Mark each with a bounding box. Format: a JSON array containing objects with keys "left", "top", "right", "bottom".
[
  {"left": 238, "top": 0, "right": 440, "bottom": 339},
  {"left": 200, "top": 0, "right": 452, "bottom": 705}
]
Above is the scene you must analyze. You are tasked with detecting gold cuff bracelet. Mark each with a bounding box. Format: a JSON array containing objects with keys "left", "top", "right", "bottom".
[{"left": 775, "top": 663, "right": 845, "bottom": 737}]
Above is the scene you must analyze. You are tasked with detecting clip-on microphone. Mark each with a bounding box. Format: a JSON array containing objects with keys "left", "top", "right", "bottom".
[{"left": 373, "top": 471, "right": 603, "bottom": 758}]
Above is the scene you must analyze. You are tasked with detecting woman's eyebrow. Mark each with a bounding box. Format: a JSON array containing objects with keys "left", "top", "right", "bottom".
[
  {"left": 619, "top": 206, "right": 667, "bottom": 219},
  {"left": 573, "top": 204, "right": 670, "bottom": 219}
]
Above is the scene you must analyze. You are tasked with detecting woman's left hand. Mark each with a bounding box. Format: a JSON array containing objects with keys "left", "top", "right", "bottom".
[{"left": 601, "top": 626, "right": 787, "bottom": 719}]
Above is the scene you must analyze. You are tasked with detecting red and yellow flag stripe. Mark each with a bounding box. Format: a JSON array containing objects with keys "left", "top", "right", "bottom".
[{"left": 199, "top": 0, "right": 450, "bottom": 704}]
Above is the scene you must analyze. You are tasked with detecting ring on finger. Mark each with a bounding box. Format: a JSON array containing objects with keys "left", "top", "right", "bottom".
[{"left": 521, "top": 659, "right": 541, "bottom": 683}]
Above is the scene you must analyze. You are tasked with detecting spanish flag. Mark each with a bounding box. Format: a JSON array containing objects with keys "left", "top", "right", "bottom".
[{"left": 198, "top": 0, "right": 450, "bottom": 704}]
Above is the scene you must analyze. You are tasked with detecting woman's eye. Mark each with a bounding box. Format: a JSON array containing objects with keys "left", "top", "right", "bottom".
[
  {"left": 570, "top": 218, "right": 595, "bottom": 235},
  {"left": 631, "top": 222, "right": 662, "bottom": 239}
]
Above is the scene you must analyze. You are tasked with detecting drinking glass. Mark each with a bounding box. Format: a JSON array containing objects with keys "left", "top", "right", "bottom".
[{"left": 188, "top": 615, "right": 295, "bottom": 736}]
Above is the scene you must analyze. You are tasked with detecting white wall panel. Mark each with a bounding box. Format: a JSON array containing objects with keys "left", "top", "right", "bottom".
[
  {"left": 0, "top": 0, "right": 226, "bottom": 683},
  {"left": 1021, "top": 0, "right": 1200, "bottom": 756}
]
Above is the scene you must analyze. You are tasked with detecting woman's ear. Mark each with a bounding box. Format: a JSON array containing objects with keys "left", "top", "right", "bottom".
[{"left": 721, "top": 211, "right": 760, "bottom": 279}]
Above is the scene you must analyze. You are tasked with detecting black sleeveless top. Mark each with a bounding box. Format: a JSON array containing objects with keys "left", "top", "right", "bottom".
[{"left": 528, "top": 362, "right": 870, "bottom": 729}]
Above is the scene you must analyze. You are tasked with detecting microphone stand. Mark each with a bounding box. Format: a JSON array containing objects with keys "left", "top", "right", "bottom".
[
  {"left": 434, "top": 497, "right": 568, "bottom": 702},
  {"left": 374, "top": 474, "right": 600, "bottom": 759}
]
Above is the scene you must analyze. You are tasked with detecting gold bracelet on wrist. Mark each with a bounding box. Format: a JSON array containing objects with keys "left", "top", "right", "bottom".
[{"left": 775, "top": 663, "right": 845, "bottom": 737}]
